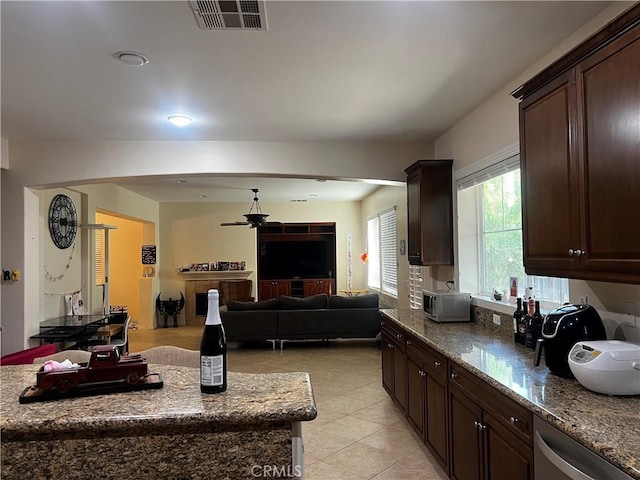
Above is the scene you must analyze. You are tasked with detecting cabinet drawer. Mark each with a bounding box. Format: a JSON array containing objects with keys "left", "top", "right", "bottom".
[
  {"left": 449, "top": 363, "right": 533, "bottom": 445},
  {"left": 381, "top": 321, "right": 407, "bottom": 347},
  {"left": 406, "top": 336, "right": 447, "bottom": 379}
]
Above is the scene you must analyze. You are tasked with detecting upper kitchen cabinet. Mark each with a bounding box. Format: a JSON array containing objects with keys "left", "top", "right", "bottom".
[
  {"left": 512, "top": 5, "right": 640, "bottom": 284},
  {"left": 405, "top": 160, "right": 454, "bottom": 266}
]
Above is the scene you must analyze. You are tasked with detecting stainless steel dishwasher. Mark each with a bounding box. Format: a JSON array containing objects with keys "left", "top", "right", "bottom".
[{"left": 534, "top": 415, "right": 633, "bottom": 480}]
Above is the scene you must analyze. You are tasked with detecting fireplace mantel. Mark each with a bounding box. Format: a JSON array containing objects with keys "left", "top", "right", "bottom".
[{"left": 179, "top": 271, "right": 253, "bottom": 281}]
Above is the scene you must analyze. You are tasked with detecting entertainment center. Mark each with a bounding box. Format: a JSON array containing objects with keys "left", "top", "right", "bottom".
[{"left": 257, "top": 222, "right": 336, "bottom": 300}]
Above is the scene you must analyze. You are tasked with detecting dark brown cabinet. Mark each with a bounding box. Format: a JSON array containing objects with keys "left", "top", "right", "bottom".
[
  {"left": 303, "top": 279, "right": 334, "bottom": 297},
  {"left": 258, "top": 280, "right": 291, "bottom": 299},
  {"left": 381, "top": 321, "right": 406, "bottom": 411},
  {"left": 257, "top": 222, "right": 337, "bottom": 298},
  {"left": 405, "top": 160, "right": 454, "bottom": 266},
  {"left": 449, "top": 364, "right": 533, "bottom": 480},
  {"left": 514, "top": 5, "right": 640, "bottom": 284},
  {"left": 406, "top": 337, "right": 449, "bottom": 473},
  {"left": 381, "top": 315, "right": 534, "bottom": 480}
]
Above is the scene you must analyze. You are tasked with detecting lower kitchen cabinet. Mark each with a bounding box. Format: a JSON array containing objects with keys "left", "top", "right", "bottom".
[
  {"left": 381, "top": 321, "right": 407, "bottom": 411},
  {"left": 382, "top": 317, "right": 534, "bottom": 480},
  {"left": 406, "top": 338, "right": 449, "bottom": 473},
  {"left": 449, "top": 365, "right": 533, "bottom": 480}
]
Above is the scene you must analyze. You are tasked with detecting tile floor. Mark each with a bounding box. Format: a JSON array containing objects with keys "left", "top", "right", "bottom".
[{"left": 128, "top": 327, "right": 449, "bottom": 480}]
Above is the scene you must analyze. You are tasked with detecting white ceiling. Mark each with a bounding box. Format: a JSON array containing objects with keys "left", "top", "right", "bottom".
[{"left": 1, "top": 0, "right": 612, "bottom": 202}]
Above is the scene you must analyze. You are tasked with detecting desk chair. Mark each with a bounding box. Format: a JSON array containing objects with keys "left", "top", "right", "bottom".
[
  {"left": 132, "top": 346, "right": 199, "bottom": 368},
  {"left": 219, "top": 279, "right": 254, "bottom": 306}
]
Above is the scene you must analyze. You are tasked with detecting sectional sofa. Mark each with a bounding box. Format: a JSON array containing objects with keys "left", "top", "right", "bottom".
[{"left": 220, "top": 293, "right": 380, "bottom": 349}]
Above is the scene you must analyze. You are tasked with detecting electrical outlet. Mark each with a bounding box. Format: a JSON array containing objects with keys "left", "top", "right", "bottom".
[{"left": 492, "top": 313, "right": 501, "bottom": 326}]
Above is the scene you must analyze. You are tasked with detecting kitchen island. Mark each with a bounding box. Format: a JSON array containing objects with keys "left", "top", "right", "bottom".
[
  {"left": 1, "top": 364, "right": 316, "bottom": 480},
  {"left": 382, "top": 308, "right": 640, "bottom": 479}
]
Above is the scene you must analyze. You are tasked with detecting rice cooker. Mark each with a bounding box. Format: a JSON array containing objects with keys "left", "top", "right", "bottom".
[{"left": 568, "top": 340, "right": 640, "bottom": 395}]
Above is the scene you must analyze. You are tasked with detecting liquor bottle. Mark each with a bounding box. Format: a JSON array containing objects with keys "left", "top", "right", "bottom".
[
  {"left": 200, "top": 289, "right": 227, "bottom": 394},
  {"left": 513, "top": 297, "right": 524, "bottom": 344}
]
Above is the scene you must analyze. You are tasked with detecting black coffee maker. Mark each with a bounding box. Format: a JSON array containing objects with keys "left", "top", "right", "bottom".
[{"left": 534, "top": 304, "right": 606, "bottom": 377}]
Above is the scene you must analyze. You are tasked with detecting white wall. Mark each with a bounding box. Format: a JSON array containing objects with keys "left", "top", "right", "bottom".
[
  {"left": 160, "top": 200, "right": 364, "bottom": 325},
  {"left": 434, "top": 2, "right": 640, "bottom": 340},
  {"left": 362, "top": 185, "right": 409, "bottom": 309},
  {"left": 3, "top": 140, "right": 432, "bottom": 353}
]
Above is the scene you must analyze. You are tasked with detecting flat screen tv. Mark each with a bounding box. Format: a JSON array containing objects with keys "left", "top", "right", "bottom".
[{"left": 259, "top": 240, "right": 335, "bottom": 279}]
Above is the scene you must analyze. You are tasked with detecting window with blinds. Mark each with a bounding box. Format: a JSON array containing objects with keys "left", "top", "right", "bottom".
[
  {"left": 95, "top": 228, "right": 105, "bottom": 285},
  {"left": 366, "top": 207, "right": 397, "bottom": 298}
]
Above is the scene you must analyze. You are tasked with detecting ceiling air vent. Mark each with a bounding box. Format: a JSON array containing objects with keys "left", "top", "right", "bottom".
[{"left": 189, "top": 0, "right": 267, "bottom": 30}]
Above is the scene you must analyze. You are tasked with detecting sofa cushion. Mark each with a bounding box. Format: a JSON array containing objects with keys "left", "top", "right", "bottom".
[
  {"left": 227, "top": 298, "right": 278, "bottom": 311},
  {"left": 329, "top": 293, "right": 379, "bottom": 309},
  {"left": 278, "top": 293, "right": 328, "bottom": 310}
]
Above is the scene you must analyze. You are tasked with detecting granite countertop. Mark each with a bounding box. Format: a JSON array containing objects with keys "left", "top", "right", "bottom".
[
  {"left": 1, "top": 365, "right": 317, "bottom": 441},
  {"left": 382, "top": 308, "right": 640, "bottom": 480}
]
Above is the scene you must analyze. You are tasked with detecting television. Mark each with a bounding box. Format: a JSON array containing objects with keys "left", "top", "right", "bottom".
[{"left": 259, "top": 240, "right": 335, "bottom": 279}]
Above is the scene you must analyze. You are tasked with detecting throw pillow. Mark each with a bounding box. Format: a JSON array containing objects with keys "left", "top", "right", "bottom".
[
  {"left": 278, "top": 293, "right": 329, "bottom": 310},
  {"left": 227, "top": 298, "right": 278, "bottom": 311},
  {"left": 329, "top": 293, "right": 379, "bottom": 309}
]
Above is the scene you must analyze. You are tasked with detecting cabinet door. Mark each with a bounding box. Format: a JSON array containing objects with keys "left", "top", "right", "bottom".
[
  {"left": 303, "top": 279, "right": 334, "bottom": 297},
  {"left": 259, "top": 280, "right": 291, "bottom": 300},
  {"left": 393, "top": 343, "right": 406, "bottom": 411},
  {"left": 406, "top": 355, "right": 425, "bottom": 437},
  {"left": 426, "top": 373, "right": 448, "bottom": 472},
  {"left": 484, "top": 412, "right": 533, "bottom": 480},
  {"left": 405, "top": 160, "right": 454, "bottom": 266},
  {"left": 406, "top": 170, "right": 423, "bottom": 265},
  {"left": 577, "top": 30, "right": 640, "bottom": 275},
  {"left": 519, "top": 71, "right": 582, "bottom": 274},
  {"left": 381, "top": 334, "right": 395, "bottom": 397},
  {"left": 449, "top": 387, "right": 483, "bottom": 480}
]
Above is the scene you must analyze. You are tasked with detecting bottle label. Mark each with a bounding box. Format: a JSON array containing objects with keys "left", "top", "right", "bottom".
[{"left": 201, "top": 355, "right": 224, "bottom": 386}]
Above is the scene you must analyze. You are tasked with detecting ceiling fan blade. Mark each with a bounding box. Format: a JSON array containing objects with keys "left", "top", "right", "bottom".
[{"left": 220, "top": 221, "right": 250, "bottom": 226}]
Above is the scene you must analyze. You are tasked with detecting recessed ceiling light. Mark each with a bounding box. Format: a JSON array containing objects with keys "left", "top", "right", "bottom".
[
  {"left": 114, "top": 51, "right": 149, "bottom": 67},
  {"left": 175, "top": 179, "right": 187, "bottom": 184},
  {"left": 168, "top": 115, "right": 192, "bottom": 127},
  {"left": 316, "top": 179, "right": 327, "bottom": 183},
  {"left": 196, "top": 195, "right": 207, "bottom": 198},
  {"left": 309, "top": 194, "right": 319, "bottom": 198}
]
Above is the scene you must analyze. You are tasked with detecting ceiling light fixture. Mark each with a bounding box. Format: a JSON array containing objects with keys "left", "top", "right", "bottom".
[
  {"left": 114, "top": 51, "right": 149, "bottom": 67},
  {"left": 167, "top": 115, "right": 192, "bottom": 127},
  {"left": 175, "top": 179, "right": 187, "bottom": 184}
]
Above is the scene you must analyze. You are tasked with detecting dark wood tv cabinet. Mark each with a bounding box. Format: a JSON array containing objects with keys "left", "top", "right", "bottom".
[{"left": 257, "top": 223, "right": 336, "bottom": 300}]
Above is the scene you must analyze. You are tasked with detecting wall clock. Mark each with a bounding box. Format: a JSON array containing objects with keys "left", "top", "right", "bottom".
[{"left": 48, "top": 194, "right": 78, "bottom": 249}]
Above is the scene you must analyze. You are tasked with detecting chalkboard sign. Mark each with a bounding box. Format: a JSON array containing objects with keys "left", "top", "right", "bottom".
[{"left": 141, "top": 245, "right": 156, "bottom": 265}]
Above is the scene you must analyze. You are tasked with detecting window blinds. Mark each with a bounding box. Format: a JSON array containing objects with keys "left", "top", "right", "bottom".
[
  {"left": 367, "top": 207, "right": 397, "bottom": 298},
  {"left": 456, "top": 150, "right": 520, "bottom": 191}
]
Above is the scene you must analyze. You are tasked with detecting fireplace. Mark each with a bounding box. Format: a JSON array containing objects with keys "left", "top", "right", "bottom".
[{"left": 181, "top": 271, "right": 253, "bottom": 326}]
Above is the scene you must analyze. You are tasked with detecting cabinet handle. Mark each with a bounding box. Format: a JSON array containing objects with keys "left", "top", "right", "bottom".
[
  {"left": 569, "top": 248, "right": 584, "bottom": 257},
  {"left": 419, "top": 370, "right": 426, "bottom": 377},
  {"left": 479, "top": 423, "right": 487, "bottom": 431},
  {"left": 407, "top": 340, "right": 412, "bottom": 345},
  {"left": 568, "top": 249, "right": 575, "bottom": 257},
  {"left": 387, "top": 343, "right": 393, "bottom": 349},
  {"left": 451, "top": 373, "right": 458, "bottom": 379},
  {"left": 474, "top": 420, "right": 480, "bottom": 429},
  {"left": 434, "top": 361, "right": 441, "bottom": 367},
  {"left": 510, "top": 416, "right": 519, "bottom": 425}
]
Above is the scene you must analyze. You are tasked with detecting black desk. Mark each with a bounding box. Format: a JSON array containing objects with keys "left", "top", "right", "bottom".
[{"left": 31, "top": 314, "right": 110, "bottom": 348}]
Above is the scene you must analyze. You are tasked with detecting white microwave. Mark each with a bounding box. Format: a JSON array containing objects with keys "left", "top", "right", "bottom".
[{"left": 423, "top": 290, "right": 471, "bottom": 323}]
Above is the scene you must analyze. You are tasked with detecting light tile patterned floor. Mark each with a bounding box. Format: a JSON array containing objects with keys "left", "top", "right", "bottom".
[{"left": 129, "top": 327, "right": 449, "bottom": 479}]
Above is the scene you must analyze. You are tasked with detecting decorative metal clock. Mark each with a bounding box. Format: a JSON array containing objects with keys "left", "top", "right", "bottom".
[{"left": 48, "top": 194, "right": 78, "bottom": 249}]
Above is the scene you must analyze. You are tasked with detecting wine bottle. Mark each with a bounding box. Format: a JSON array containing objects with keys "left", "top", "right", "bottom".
[
  {"left": 200, "top": 289, "right": 227, "bottom": 394},
  {"left": 513, "top": 297, "right": 524, "bottom": 344},
  {"left": 530, "top": 300, "right": 544, "bottom": 347},
  {"left": 524, "top": 296, "right": 535, "bottom": 348},
  {"left": 517, "top": 297, "right": 528, "bottom": 345}
]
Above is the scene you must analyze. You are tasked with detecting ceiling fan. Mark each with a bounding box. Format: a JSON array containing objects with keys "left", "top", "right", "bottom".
[{"left": 221, "top": 188, "right": 275, "bottom": 228}]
